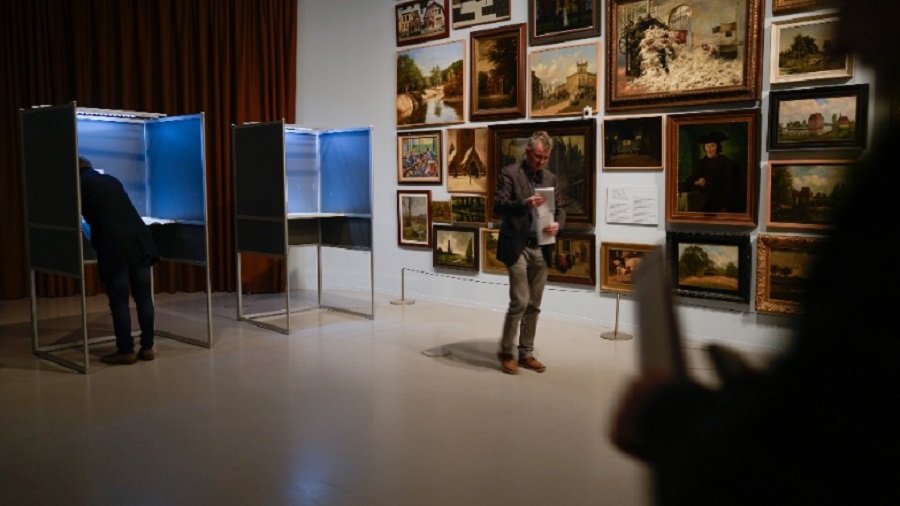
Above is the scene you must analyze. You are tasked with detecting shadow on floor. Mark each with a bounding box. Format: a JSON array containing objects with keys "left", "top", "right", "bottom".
[{"left": 422, "top": 339, "right": 503, "bottom": 372}]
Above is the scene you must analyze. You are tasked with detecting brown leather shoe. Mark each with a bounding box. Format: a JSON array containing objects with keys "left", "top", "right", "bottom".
[
  {"left": 137, "top": 348, "right": 155, "bottom": 361},
  {"left": 518, "top": 356, "right": 546, "bottom": 373},
  {"left": 498, "top": 352, "right": 518, "bottom": 374}
]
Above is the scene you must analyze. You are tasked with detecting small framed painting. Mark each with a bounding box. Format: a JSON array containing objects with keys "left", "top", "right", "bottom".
[
  {"left": 666, "top": 231, "right": 752, "bottom": 303},
  {"left": 529, "top": 42, "right": 599, "bottom": 118},
  {"left": 547, "top": 232, "right": 596, "bottom": 287},
  {"left": 768, "top": 84, "right": 869, "bottom": 151},
  {"left": 602, "top": 115, "right": 664, "bottom": 170},
  {"left": 451, "top": 0, "right": 510, "bottom": 29},
  {"left": 756, "top": 234, "right": 825, "bottom": 316},
  {"left": 433, "top": 225, "right": 479, "bottom": 271},
  {"left": 481, "top": 228, "right": 506, "bottom": 274},
  {"left": 766, "top": 160, "right": 855, "bottom": 230},
  {"left": 450, "top": 194, "right": 487, "bottom": 225},
  {"left": 528, "top": 0, "right": 601, "bottom": 46},
  {"left": 600, "top": 242, "right": 656, "bottom": 292},
  {"left": 470, "top": 23, "right": 526, "bottom": 121},
  {"left": 397, "top": 190, "right": 432, "bottom": 248},
  {"left": 398, "top": 130, "right": 443, "bottom": 184},
  {"left": 446, "top": 127, "right": 489, "bottom": 194},
  {"left": 396, "top": 0, "right": 450, "bottom": 47},
  {"left": 772, "top": 0, "right": 827, "bottom": 15},
  {"left": 771, "top": 15, "right": 852, "bottom": 84},
  {"left": 432, "top": 200, "right": 452, "bottom": 223}
]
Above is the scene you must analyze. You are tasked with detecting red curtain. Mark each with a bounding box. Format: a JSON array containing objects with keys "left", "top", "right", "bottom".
[{"left": 0, "top": 0, "right": 296, "bottom": 299}]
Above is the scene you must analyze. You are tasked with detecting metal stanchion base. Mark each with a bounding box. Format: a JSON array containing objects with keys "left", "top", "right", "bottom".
[
  {"left": 390, "top": 299, "right": 416, "bottom": 305},
  {"left": 422, "top": 346, "right": 450, "bottom": 357},
  {"left": 600, "top": 330, "right": 634, "bottom": 341}
]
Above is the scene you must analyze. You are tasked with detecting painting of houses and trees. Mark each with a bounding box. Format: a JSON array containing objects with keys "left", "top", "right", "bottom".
[
  {"left": 769, "top": 85, "right": 868, "bottom": 150},
  {"left": 667, "top": 232, "right": 751, "bottom": 302},
  {"left": 396, "top": 0, "right": 450, "bottom": 46},
  {"left": 767, "top": 161, "right": 853, "bottom": 229},
  {"left": 530, "top": 42, "right": 599, "bottom": 117},
  {"left": 397, "top": 40, "right": 465, "bottom": 128}
]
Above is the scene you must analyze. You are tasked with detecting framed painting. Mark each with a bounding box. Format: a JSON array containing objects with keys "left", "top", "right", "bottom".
[
  {"left": 396, "top": 0, "right": 450, "bottom": 47},
  {"left": 600, "top": 242, "right": 656, "bottom": 292},
  {"left": 756, "top": 234, "right": 825, "bottom": 316},
  {"left": 602, "top": 115, "right": 664, "bottom": 170},
  {"left": 771, "top": 15, "right": 851, "bottom": 84},
  {"left": 666, "top": 109, "right": 759, "bottom": 227},
  {"left": 397, "top": 190, "right": 432, "bottom": 248},
  {"left": 488, "top": 118, "right": 596, "bottom": 226},
  {"left": 446, "top": 127, "right": 489, "bottom": 194},
  {"left": 470, "top": 24, "right": 526, "bottom": 121},
  {"left": 605, "top": 0, "right": 764, "bottom": 111},
  {"left": 772, "top": 0, "right": 827, "bottom": 15},
  {"left": 398, "top": 130, "right": 443, "bottom": 184},
  {"left": 450, "top": 194, "right": 487, "bottom": 225},
  {"left": 768, "top": 84, "right": 869, "bottom": 151},
  {"left": 432, "top": 199, "right": 453, "bottom": 223},
  {"left": 451, "top": 0, "right": 510, "bottom": 29},
  {"left": 397, "top": 39, "right": 466, "bottom": 128},
  {"left": 433, "top": 225, "right": 479, "bottom": 271},
  {"left": 480, "top": 228, "right": 506, "bottom": 274},
  {"left": 547, "top": 232, "right": 596, "bottom": 287},
  {"left": 529, "top": 42, "right": 599, "bottom": 118},
  {"left": 528, "top": 0, "right": 601, "bottom": 46},
  {"left": 666, "top": 231, "right": 751, "bottom": 303},
  {"left": 766, "top": 160, "right": 855, "bottom": 230}
]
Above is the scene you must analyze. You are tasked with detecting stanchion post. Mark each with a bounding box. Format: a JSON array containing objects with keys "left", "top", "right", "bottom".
[
  {"left": 390, "top": 267, "right": 416, "bottom": 305},
  {"left": 601, "top": 292, "right": 634, "bottom": 341}
]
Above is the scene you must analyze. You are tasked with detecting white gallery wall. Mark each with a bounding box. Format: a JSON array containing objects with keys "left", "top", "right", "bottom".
[{"left": 295, "top": 0, "right": 877, "bottom": 352}]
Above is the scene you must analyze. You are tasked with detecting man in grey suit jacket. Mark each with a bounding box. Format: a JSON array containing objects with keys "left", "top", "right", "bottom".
[{"left": 494, "top": 131, "right": 566, "bottom": 374}]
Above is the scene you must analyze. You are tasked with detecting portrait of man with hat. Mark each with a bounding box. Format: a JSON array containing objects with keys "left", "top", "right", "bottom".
[{"left": 678, "top": 130, "right": 742, "bottom": 213}]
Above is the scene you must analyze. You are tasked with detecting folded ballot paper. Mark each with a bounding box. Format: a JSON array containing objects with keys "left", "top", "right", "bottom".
[{"left": 535, "top": 187, "right": 556, "bottom": 245}]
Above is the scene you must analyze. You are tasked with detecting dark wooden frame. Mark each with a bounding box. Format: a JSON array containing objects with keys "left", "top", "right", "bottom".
[
  {"left": 528, "top": 0, "right": 601, "bottom": 46},
  {"left": 450, "top": 194, "right": 487, "bottom": 226},
  {"left": 397, "top": 190, "right": 432, "bottom": 249},
  {"left": 605, "top": 0, "right": 764, "bottom": 111},
  {"left": 451, "top": 0, "right": 511, "bottom": 29},
  {"left": 768, "top": 84, "right": 869, "bottom": 151},
  {"left": 602, "top": 115, "right": 665, "bottom": 170},
  {"left": 666, "top": 231, "right": 752, "bottom": 303},
  {"left": 772, "top": 0, "right": 827, "bottom": 15},
  {"left": 755, "top": 234, "right": 825, "bottom": 316},
  {"left": 488, "top": 118, "right": 596, "bottom": 226},
  {"left": 666, "top": 109, "right": 759, "bottom": 227},
  {"left": 470, "top": 23, "right": 527, "bottom": 121},
  {"left": 433, "top": 224, "right": 480, "bottom": 271},
  {"left": 396, "top": 0, "right": 450, "bottom": 47},
  {"left": 765, "top": 160, "right": 856, "bottom": 230},
  {"left": 547, "top": 232, "right": 596, "bottom": 287}
]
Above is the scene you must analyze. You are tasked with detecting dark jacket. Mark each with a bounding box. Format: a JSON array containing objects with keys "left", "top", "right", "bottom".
[
  {"left": 493, "top": 159, "right": 566, "bottom": 267},
  {"left": 79, "top": 167, "right": 159, "bottom": 281}
]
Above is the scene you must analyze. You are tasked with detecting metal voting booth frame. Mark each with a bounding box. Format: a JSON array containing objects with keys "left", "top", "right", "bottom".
[
  {"left": 19, "top": 102, "right": 214, "bottom": 374},
  {"left": 232, "top": 121, "right": 374, "bottom": 334}
]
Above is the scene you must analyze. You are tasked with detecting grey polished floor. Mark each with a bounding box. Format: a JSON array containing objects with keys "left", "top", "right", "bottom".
[{"left": 0, "top": 291, "right": 683, "bottom": 505}]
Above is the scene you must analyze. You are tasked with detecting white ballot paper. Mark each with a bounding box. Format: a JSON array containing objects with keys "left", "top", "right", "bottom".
[
  {"left": 632, "top": 249, "right": 687, "bottom": 379},
  {"left": 535, "top": 187, "right": 556, "bottom": 245}
]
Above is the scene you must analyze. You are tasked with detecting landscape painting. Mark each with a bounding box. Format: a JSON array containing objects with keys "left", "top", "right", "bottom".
[
  {"left": 756, "top": 234, "right": 824, "bottom": 316},
  {"left": 769, "top": 85, "right": 868, "bottom": 150},
  {"left": 470, "top": 24, "right": 526, "bottom": 120},
  {"left": 450, "top": 195, "right": 487, "bottom": 225},
  {"left": 397, "top": 39, "right": 465, "bottom": 128},
  {"left": 530, "top": 42, "right": 599, "bottom": 117},
  {"left": 446, "top": 127, "right": 489, "bottom": 194},
  {"left": 433, "top": 225, "right": 479, "bottom": 271},
  {"left": 771, "top": 15, "right": 851, "bottom": 83},
  {"left": 766, "top": 161, "right": 854, "bottom": 230},
  {"left": 529, "top": 0, "right": 601, "bottom": 46},
  {"left": 481, "top": 228, "right": 506, "bottom": 273},
  {"left": 397, "top": 190, "right": 432, "bottom": 248},
  {"left": 602, "top": 115, "right": 664, "bottom": 170},
  {"left": 432, "top": 200, "right": 453, "bottom": 223},
  {"left": 666, "top": 232, "right": 751, "bottom": 302}
]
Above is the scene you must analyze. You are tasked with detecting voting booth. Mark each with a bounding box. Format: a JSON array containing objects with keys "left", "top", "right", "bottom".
[
  {"left": 232, "top": 121, "right": 374, "bottom": 334},
  {"left": 19, "top": 102, "right": 213, "bottom": 373}
]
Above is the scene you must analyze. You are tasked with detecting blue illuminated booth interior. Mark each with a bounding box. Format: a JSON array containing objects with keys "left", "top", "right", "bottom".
[
  {"left": 19, "top": 102, "right": 213, "bottom": 373},
  {"left": 232, "top": 121, "right": 374, "bottom": 333}
]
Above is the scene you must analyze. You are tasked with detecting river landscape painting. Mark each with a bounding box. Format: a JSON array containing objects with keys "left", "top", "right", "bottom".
[{"left": 397, "top": 39, "right": 466, "bottom": 128}]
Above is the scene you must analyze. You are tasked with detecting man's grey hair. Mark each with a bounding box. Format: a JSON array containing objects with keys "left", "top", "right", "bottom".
[{"left": 526, "top": 131, "right": 553, "bottom": 152}]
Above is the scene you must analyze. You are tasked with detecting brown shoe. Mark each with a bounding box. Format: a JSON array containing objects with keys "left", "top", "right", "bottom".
[
  {"left": 101, "top": 351, "right": 137, "bottom": 365},
  {"left": 518, "top": 356, "right": 546, "bottom": 373},
  {"left": 498, "top": 352, "right": 518, "bottom": 374},
  {"left": 137, "top": 348, "right": 155, "bottom": 361}
]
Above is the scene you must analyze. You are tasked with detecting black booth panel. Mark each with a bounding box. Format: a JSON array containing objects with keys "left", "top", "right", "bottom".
[
  {"left": 233, "top": 122, "right": 287, "bottom": 220},
  {"left": 320, "top": 130, "right": 371, "bottom": 215},
  {"left": 151, "top": 223, "right": 207, "bottom": 264},
  {"left": 320, "top": 217, "right": 372, "bottom": 249},
  {"left": 146, "top": 115, "right": 206, "bottom": 222},
  {"left": 236, "top": 218, "right": 286, "bottom": 256},
  {"left": 288, "top": 219, "right": 319, "bottom": 246},
  {"left": 20, "top": 105, "right": 80, "bottom": 230},
  {"left": 28, "top": 227, "right": 83, "bottom": 276}
]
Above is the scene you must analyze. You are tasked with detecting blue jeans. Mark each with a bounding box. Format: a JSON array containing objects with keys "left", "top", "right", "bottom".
[
  {"left": 499, "top": 246, "right": 547, "bottom": 358},
  {"left": 104, "top": 263, "right": 154, "bottom": 354}
]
